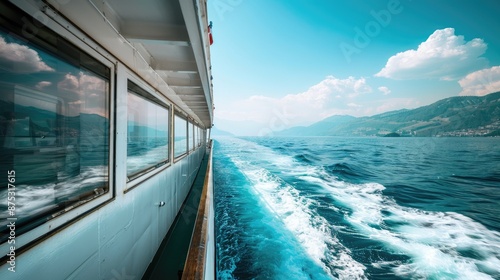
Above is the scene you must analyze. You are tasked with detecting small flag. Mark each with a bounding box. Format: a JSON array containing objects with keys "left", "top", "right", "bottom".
[{"left": 208, "top": 21, "right": 213, "bottom": 45}]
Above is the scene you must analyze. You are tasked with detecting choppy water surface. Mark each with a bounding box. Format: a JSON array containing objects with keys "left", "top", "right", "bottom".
[{"left": 214, "top": 137, "right": 500, "bottom": 279}]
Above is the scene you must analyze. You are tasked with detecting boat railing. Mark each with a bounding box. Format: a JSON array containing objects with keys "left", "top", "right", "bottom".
[{"left": 181, "top": 140, "right": 215, "bottom": 280}]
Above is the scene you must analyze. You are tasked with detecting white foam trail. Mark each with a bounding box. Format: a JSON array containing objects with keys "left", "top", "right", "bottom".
[
  {"left": 219, "top": 137, "right": 367, "bottom": 279},
  {"left": 127, "top": 143, "right": 168, "bottom": 174},
  {"left": 315, "top": 171, "right": 500, "bottom": 279},
  {"left": 217, "top": 137, "right": 500, "bottom": 279},
  {"left": 0, "top": 165, "right": 107, "bottom": 226}
]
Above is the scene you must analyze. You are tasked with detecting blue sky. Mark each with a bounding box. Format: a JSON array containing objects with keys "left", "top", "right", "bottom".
[{"left": 208, "top": 0, "right": 500, "bottom": 135}]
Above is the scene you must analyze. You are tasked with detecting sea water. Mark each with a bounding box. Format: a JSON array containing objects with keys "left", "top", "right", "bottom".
[{"left": 214, "top": 136, "right": 500, "bottom": 280}]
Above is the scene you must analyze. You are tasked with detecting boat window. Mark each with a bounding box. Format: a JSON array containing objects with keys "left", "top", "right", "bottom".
[
  {"left": 197, "top": 126, "right": 202, "bottom": 147},
  {"left": 188, "top": 121, "right": 195, "bottom": 151},
  {"left": 126, "top": 81, "right": 169, "bottom": 180},
  {"left": 0, "top": 21, "right": 110, "bottom": 243},
  {"left": 194, "top": 125, "right": 199, "bottom": 148},
  {"left": 198, "top": 128, "right": 203, "bottom": 146},
  {"left": 198, "top": 126, "right": 201, "bottom": 147},
  {"left": 174, "top": 114, "right": 187, "bottom": 158}
]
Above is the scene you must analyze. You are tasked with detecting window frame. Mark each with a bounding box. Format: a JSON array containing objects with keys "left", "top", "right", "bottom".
[
  {"left": 126, "top": 80, "right": 171, "bottom": 182},
  {"left": 173, "top": 112, "right": 188, "bottom": 160},
  {"left": 200, "top": 128, "right": 205, "bottom": 146},
  {"left": 0, "top": 1, "right": 115, "bottom": 255},
  {"left": 194, "top": 124, "right": 199, "bottom": 148},
  {"left": 188, "top": 121, "right": 195, "bottom": 152},
  {"left": 122, "top": 72, "right": 173, "bottom": 192}
]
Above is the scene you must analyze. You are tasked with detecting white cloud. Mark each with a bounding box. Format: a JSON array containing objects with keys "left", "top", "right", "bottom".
[
  {"left": 217, "top": 76, "right": 372, "bottom": 128},
  {"left": 58, "top": 72, "right": 106, "bottom": 94},
  {"left": 458, "top": 66, "right": 500, "bottom": 96},
  {"left": 378, "top": 86, "right": 391, "bottom": 95},
  {"left": 36, "top": 81, "right": 52, "bottom": 90},
  {"left": 58, "top": 72, "right": 107, "bottom": 116},
  {"left": 0, "top": 36, "right": 54, "bottom": 73},
  {"left": 58, "top": 73, "right": 80, "bottom": 92},
  {"left": 375, "top": 28, "right": 487, "bottom": 80}
]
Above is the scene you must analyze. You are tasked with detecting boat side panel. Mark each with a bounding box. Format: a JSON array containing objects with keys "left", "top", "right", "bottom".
[
  {"left": 0, "top": 1, "right": 209, "bottom": 278},
  {"left": 0, "top": 147, "right": 205, "bottom": 279}
]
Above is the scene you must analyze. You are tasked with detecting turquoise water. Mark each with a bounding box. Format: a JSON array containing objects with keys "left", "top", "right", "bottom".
[{"left": 214, "top": 137, "right": 500, "bottom": 279}]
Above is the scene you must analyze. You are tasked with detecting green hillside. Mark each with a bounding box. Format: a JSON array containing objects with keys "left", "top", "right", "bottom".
[{"left": 278, "top": 91, "right": 500, "bottom": 137}]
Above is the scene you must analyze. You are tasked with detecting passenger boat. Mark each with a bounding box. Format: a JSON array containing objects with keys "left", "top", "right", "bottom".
[{"left": 0, "top": 0, "right": 215, "bottom": 279}]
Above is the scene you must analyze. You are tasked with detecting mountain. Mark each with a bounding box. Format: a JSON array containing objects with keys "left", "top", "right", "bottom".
[
  {"left": 276, "top": 115, "right": 357, "bottom": 136},
  {"left": 278, "top": 91, "right": 500, "bottom": 137},
  {"left": 213, "top": 118, "right": 268, "bottom": 136},
  {"left": 211, "top": 126, "right": 234, "bottom": 136}
]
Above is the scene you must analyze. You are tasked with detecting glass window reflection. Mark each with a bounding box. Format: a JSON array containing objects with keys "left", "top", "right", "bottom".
[
  {"left": 126, "top": 84, "right": 169, "bottom": 179},
  {"left": 174, "top": 115, "right": 187, "bottom": 158},
  {"left": 188, "top": 122, "right": 194, "bottom": 151},
  {"left": 0, "top": 30, "right": 110, "bottom": 243}
]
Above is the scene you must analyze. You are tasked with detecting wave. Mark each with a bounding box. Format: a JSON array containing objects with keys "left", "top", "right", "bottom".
[
  {"left": 302, "top": 164, "right": 500, "bottom": 278},
  {"left": 0, "top": 165, "right": 107, "bottom": 229},
  {"left": 294, "top": 154, "right": 315, "bottom": 164},
  {"left": 217, "top": 138, "right": 367, "bottom": 279},
  {"left": 215, "top": 137, "right": 500, "bottom": 279},
  {"left": 127, "top": 143, "right": 168, "bottom": 175},
  {"left": 314, "top": 171, "right": 500, "bottom": 279},
  {"left": 222, "top": 137, "right": 500, "bottom": 279},
  {"left": 327, "top": 162, "right": 362, "bottom": 179}
]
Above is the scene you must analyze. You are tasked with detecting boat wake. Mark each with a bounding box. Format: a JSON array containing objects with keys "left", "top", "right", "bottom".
[
  {"left": 214, "top": 137, "right": 500, "bottom": 279},
  {"left": 219, "top": 138, "right": 367, "bottom": 279}
]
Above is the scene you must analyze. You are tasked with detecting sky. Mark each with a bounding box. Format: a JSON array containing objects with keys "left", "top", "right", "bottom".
[
  {"left": 208, "top": 0, "right": 500, "bottom": 136},
  {"left": 0, "top": 30, "right": 109, "bottom": 117}
]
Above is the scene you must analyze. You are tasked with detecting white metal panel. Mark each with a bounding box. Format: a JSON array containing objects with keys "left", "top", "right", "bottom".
[
  {"left": 44, "top": 0, "right": 213, "bottom": 128},
  {"left": 1, "top": 214, "right": 100, "bottom": 279},
  {"left": 115, "top": 63, "right": 129, "bottom": 194},
  {"left": 66, "top": 253, "right": 100, "bottom": 280},
  {"left": 0, "top": 0, "right": 116, "bottom": 259},
  {"left": 0, "top": 1, "right": 212, "bottom": 279},
  {"left": 45, "top": 0, "right": 210, "bottom": 126}
]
